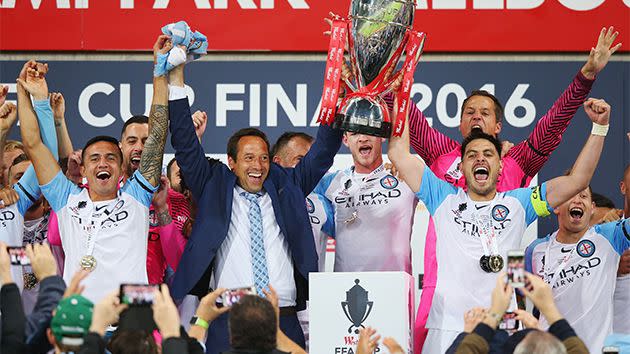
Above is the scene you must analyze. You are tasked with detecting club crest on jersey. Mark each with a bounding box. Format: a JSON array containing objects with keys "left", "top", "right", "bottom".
[
  {"left": 576, "top": 240, "right": 596, "bottom": 258},
  {"left": 492, "top": 205, "right": 509, "bottom": 221},
  {"left": 380, "top": 175, "right": 398, "bottom": 189},
  {"left": 306, "top": 198, "right": 315, "bottom": 213}
]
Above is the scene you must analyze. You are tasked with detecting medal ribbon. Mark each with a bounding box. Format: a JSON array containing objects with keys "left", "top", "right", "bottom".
[
  {"left": 318, "top": 17, "right": 349, "bottom": 126},
  {"left": 543, "top": 232, "right": 577, "bottom": 286},
  {"left": 83, "top": 197, "right": 122, "bottom": 257},
  {"left": 476, "top": 213, "right": 500, "bottom": 256}
]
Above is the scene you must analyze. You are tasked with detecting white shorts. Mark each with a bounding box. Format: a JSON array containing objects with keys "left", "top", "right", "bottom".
[{"left": 422, "top": 328, "right": 460, "bottom": 354}]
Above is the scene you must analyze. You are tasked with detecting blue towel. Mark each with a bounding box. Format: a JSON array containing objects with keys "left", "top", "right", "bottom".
[{"left": 154, "top": 21, "right": 208, "bottom": 77}]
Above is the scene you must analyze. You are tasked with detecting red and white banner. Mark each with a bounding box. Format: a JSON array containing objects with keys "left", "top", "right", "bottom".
[{"left": 0, "top": 0, "right": 628, "bottom": 52}]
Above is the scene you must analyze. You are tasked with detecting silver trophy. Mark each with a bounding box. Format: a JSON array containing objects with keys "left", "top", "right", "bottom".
[{"left": 319, "top": 0, "right": 425, "bottom": 138}]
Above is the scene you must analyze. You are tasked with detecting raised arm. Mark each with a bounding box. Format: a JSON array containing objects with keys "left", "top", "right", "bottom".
[
  {"left": 544, "top": 98, "right": 608, "bottom": 208},
  {"left": 509, "top": 26, "right": 620, "bottom": 178},
  {"left": 168, "top": 63, "right": 215, "bottom": 200},
  {"left": 387, "top": 102, "right": 425, "bottom": 193},
  {"left": 139, "top": 36, "right": 172, "bottom": 187},
  {"left": 0, "top": 99, "right": 17, "bottom": 187},
  {"left": 384, "top": 94, "right": 458, "bottom": 167},
  {"left": 289, "top": 124, "right": 343, "bottom": 196},
  {"left": 50, "top": 92, "right": 74, "bottom": 159},
  {"left": 16, "top": 61, "right": 61, "bottom": 186}
]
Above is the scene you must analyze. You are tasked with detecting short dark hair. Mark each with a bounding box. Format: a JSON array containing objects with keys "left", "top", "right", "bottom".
[
  {"left": 166, "top": 157, "right": 177, "bottom": 180},
  {"left": 461, "top": 130, "right": 502, "bottom": 157},
  {"left": 81, "top": 136, "right": 123, "bottom": 164},
  {"left": 226, "top": 128, "right": 270, "bottom": 162},
  {"left": 229, "top": 295, "right": 277, "bottom": 352},
  {"left": 461, "top": 90, "right": 504, "bottom": 123},
  {"left": 271, "top": 132, "right": 314, "bottom": 158},
  {"left": 592, "top": 192, "right": 615, "bottom": 209},
  {"left": 121, "top": 115, "right": 149, "bottom": 137},
  {"left": 107, "top": 329, "right": 157, "bottom": 354}
]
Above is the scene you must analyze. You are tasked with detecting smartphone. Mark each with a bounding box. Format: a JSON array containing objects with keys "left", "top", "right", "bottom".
[
  {"left": 499, "top": 312, "right": 519, "bottom": 331},
  {"left": 602, "top": 347, "right": 620, "bottom": 354},
  {"left": 119, "top": 284, "right": 159, "bottom": 306},
  {"left": 221, "top": 286, "right": 256, "bottom": 306},
  {"left": 507, "top": 250, "right": 525, "bottom": 288},
  {"left": 7, "top": 246, "right": 30, "bottom": 266}
]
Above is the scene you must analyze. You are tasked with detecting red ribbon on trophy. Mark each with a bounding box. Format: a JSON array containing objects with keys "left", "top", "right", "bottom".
[
  {"left": 393, "top": 31, "right": 426, "bottom": 136},
  {"left": 318, "top": 17, "right": 349, "bottom": 126}
]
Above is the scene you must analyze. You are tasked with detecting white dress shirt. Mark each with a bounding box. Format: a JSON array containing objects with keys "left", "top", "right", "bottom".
[{"left": 212, "top": 186, "right": 296, "bottom": 306}]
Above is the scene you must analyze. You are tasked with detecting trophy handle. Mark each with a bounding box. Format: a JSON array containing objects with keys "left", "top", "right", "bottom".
[
  {"left": 341, "top": 301, "right": 354, "bottom": 324},
  {"left": 361, "top": 301, "right": 374, "bottom": 323}
]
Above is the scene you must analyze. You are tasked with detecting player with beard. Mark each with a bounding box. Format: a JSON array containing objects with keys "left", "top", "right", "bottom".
[
  {"left": 387, "top": 27, "right": 621, "bottom": 351},
  {"left": 388, "top": 96, "right": 610, "bottom": 353},
  {"left": 314, "top": 132, "right": 417, "bottom": 273},
  {"left": 409, "top": 27, "right": 619, "bottom": 351},
  {"left": 16, "top": 37, "right": 171, "bottom": 302},
  {"left": 118, "top": 115, "right": 189, "bottom": 284},
  {"left": 0, "top": 61, "right": 59, "bottom": 295},
  {"left": 525, "top": 135, "right": 629, "bottom": 350}
]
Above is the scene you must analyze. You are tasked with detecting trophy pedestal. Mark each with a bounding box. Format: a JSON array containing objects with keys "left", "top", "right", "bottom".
[
  {"left": 334, "top": 95, "right": 392, "bottom": 138},
  {"left": 309, "top": 272, "right": 415, "bottom": 354}
]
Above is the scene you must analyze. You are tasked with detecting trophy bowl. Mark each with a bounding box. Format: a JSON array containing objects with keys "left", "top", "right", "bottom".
[{"left": 335, "top": 95, "right": 391, "bottom": 138}]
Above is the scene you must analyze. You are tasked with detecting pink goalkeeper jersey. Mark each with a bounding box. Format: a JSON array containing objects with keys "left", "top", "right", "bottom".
[{"left": 400, "top": 70, "right": 594, "bottom": 353}]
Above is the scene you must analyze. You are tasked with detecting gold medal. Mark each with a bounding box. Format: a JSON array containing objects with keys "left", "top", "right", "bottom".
[
  {"left": 489, "top": 255, "right": 504, "bottom": 273},
  {"left": 80, "top": 255, "right": 97, "bottom": 272}
]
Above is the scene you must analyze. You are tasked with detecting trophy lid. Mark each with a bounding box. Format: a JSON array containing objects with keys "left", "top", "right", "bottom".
[{"left": 349, "top": 0, "right": 415, "bottom": 87}]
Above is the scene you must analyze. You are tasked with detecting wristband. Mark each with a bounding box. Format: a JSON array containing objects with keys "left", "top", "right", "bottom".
[
  {"left": 189, "top": 316, "right": 209, "bottom": 330},
  {"left": 591, "top": 123, "right": 609, "bottom": 137}
]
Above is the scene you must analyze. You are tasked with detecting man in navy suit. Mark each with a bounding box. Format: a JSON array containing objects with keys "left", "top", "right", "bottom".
[{"left": 166, "top": 62, "right": 342, "bottom": 354}]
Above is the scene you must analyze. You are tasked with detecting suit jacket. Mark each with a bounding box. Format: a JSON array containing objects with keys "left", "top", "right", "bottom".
[{"left": 168, "top": 98, "right": 342, "bottom": 310}]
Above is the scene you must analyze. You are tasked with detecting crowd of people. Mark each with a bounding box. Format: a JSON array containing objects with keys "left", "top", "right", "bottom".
[{"left": 0, "top": 24, "right": 627, "bottom": 354}]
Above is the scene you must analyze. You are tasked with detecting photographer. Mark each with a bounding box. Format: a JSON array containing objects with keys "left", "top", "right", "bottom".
[{"left": 453, "top": 273, "right": 588, "bottom": 354}]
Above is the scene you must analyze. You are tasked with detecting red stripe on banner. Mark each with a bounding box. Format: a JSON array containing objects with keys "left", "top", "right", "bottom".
[{"left": 0, "top": 1, "right": 627, "bottom": 52}]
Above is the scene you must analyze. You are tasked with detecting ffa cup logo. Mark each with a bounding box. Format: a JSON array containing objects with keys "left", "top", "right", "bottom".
[
  {"left": 492, "top": 205, "right": 509, "bottom": 221},
  {"left": 341, "top": 279, "right": 373, "bottom": 334},
  {"left": 380, "top": 175, "right": 398, "bottom": 189},
  {"left": 306, "top": 198, "right": 315, "bottom": 213},
  {"left": 577, "top": 240, "right": 596, "bottom": 258}
]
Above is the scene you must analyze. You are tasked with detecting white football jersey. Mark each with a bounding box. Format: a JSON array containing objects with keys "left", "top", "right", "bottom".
[
  {"left": 526, "top": 220, "right": 630, "bottom": 352},
  {"left": 41, "top": 170, "right": 156, "bottom": 302},
  {"left": 417, "top": 168, "right": 550, "bottom": 331},
  {"left": 315, "top": 164, "right": 417, "bottom": 273},
  {"left": 305, "top": 193, "right": 333, "bottom": 272}
]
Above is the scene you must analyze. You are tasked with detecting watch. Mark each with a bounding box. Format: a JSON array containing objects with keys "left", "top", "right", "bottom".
[{"left": 189, "top": 316, "right": 209, "bottom": 330}]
